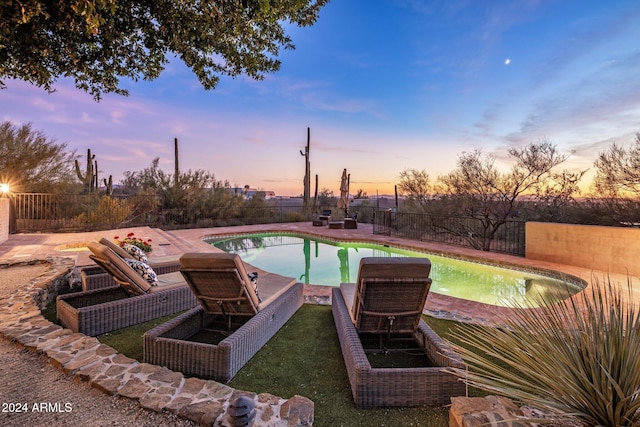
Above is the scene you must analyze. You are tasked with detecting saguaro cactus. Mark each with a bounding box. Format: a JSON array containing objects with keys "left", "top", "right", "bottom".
[
  {"left": 300, "top": 127, "right": 311, "bottom": 212},
  {"left": 174, "top": 137, "right": 180, "bottom": 188},
  {"left": 103, "top": 175, "right": 113, "bottom": 196},
  {"left": 75, "top": 148, "right": 96, "bottom": 193}
]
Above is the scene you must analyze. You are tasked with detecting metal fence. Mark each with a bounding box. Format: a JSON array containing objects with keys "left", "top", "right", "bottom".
[
  {"left": 11, "top": 193, "right": 158, "bottom": 232},
  {"left": 373, "top": 209, "right": 525, "bottom": 256},
  {"left": 8, "top": 193, "right": 376, "bottom": 233},
  {"left": 8, "top": 193, "right": 524, "bottom": 256}
]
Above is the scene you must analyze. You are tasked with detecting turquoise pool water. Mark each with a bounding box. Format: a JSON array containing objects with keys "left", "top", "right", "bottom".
[{"left": 208, "top": 233, "right": 581, "bottom": 307}]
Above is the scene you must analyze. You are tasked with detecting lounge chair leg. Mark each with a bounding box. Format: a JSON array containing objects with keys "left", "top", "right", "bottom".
[
  {"left": 384, "top": 316, "right": 396, "bottom": 353},
  {"left": 374, "top": 315, "right": 396, "bottom": 355},
  {"left": 216, "top": 301, "right": 233, "bottom": 333}
]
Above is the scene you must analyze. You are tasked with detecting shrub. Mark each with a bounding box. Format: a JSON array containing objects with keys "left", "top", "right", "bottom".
[
  {"left": 72, "top": 196, "right": 131, "bottom": 228},
  {"left": 447, "top": 277, "right": 640, "bottom": 426}
]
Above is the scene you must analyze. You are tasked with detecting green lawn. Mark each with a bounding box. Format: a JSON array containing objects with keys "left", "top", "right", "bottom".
[
  {"left": 93, "top": 304, "right": 489, "bottom": 427},
  {"left": 226, "top": 304, "right": 452, "bottom": 427}
]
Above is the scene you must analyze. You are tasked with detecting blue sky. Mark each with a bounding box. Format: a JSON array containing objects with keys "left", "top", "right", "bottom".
[{"left": 2, "top": 0, "right": 640, "bottom": 196}]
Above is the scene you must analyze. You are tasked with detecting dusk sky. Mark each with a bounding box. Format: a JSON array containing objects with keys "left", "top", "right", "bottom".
[{"left": 2, "top": 0, "right": 640, "bottom": 196}]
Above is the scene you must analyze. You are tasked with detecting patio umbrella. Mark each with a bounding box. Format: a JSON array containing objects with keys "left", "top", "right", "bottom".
[{"left": 337, "top": 168, "right": 350, "bottom": 217}]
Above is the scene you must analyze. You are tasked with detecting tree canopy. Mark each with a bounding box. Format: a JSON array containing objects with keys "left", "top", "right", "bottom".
[
  {"left": 0, "top": 121, "right": 77, "bottom": 192},
  {"left": 399, "top": 140, "right": 585, "bottom": 250},
  {"left": 0, "top": 0, "right": 329, "bottom": 100},
  {"left": 593, "top": 133, "right": 640, "bottom": 197}
]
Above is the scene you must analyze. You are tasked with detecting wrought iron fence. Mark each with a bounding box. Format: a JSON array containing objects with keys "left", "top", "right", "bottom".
[
  {"left": 157, "top": 204, "right": 375, "bottom": 230},
  {"left": 373, "top": 209, "right": 525, "bottom": 256},
  {"left": 11, "top": 193, "right": 158, "bottom": 232},
  {"left": 8, "top": 193, "right": 524, "bottom": 256},
  {"left": 8, "top": 193, "right": 377, "bottom": 233}
]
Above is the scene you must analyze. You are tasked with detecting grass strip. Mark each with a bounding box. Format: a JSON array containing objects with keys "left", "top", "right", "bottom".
[{"left": 44, "top": 302, "right": 492, "bottom": 426}]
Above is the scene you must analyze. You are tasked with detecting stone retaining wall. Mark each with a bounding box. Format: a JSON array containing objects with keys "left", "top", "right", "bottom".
[
  {"left": 0, "top": 257, "right": 314, "bottom": 426},
  {"left": 449, "top": 396, "right": 565, "bottom": 427}
]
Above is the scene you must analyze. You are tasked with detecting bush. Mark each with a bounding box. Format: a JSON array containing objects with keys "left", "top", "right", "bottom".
[
  {"left": 448, "top": 277, "right": 640, "bottom": 426},
  {"left": 72, "top": 196, "right": 131, "bottom": 228}
]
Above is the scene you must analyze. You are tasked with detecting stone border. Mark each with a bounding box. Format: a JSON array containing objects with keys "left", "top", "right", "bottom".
[{"left": 0, "top": 257, "right": 314, "bottom": 426}]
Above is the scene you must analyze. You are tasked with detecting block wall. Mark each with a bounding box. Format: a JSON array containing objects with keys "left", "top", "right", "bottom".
[
  {"left": 526, "top": 222, "right": 640, "bottom": 276},
  {"left": 0, "top": 198, "right": 8, "bottom": 244}
]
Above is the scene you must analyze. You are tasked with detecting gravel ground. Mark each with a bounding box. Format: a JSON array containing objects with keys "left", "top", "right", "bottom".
[{"left": 0, "top": 265, "right": 198, "bottom": 427}]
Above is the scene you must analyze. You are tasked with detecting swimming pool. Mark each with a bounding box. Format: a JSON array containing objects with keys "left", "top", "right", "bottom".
[{"left": 207, "top": 232, "right": 582, "bottom": 307}]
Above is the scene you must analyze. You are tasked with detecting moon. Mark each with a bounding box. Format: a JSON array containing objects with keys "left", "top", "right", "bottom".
[{"left": 505, "top": 58, "right": 511, "bottom": 65}]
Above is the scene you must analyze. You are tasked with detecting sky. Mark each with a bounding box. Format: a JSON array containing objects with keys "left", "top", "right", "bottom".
[{"left": 2, "top": 0, "right": 640, "bottom": 197}]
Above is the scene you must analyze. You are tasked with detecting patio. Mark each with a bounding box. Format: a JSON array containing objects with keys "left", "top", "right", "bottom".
[
  {"left": 0, "top": 221, "right": 635, "bottom": 326},
  {"left": 0, "top": 222, "right": 637, "bottom": 426}
]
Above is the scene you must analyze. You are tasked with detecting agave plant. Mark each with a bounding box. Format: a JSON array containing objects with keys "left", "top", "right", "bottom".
[{"left": 447, "top": 276, "right": 640, "bottom": 426}]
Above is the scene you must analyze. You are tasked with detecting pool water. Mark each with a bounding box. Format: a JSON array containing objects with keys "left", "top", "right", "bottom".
[{"left": 209, "top": 233, "right": 581, "bottom": 307}]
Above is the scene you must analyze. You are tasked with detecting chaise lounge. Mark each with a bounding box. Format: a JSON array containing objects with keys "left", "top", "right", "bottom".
[
  {"left": 79, "top": 237, "right": 182, "bottom": 291},
  {"left": 56, "top": 241, "right": 197, "bottom": 336},
  {"left": 332, "top": 257, "right": 467, "bottom": 407},
  {"left": 143, "top": 252, "right": 304, "bottom": 382}
]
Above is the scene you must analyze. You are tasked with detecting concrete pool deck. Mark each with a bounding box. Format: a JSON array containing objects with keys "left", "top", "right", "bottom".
[{"left": 0, "top": 221, "right": 637, "bottom": 326}]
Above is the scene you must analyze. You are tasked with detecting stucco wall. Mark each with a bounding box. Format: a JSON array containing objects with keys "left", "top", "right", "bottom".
[
  {"left": 526, "top": 222, "right": 640, "bottom": 276},
  {"left": 0, "top": 198, "right": 8, "bottom": 244}
]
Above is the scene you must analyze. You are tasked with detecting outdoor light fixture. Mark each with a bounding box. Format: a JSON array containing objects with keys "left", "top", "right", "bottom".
[{"left": 0, "top": 183, "right": 9, "bottom": 196}]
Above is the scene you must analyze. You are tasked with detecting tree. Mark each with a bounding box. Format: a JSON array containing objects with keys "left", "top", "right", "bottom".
[
  {"left": 0, "top": 121, "right": 77, "bottom": 192},
  {"left": 524, "top": 169, "right": 584, "bottom": 223},
  {"left": 439, "top": 140, "right": 584, "bottom": 250},
  {"left": 120, "top": 157, "right": 245, "bottom": 224},
  {"left": 0, "top": 0, "right": 329, "bottom": 100},
  {"left": 397, "top": 169, "right": 435, "bottom": 212},
  {"left": 398, "top": 140, "right": 585, "bottom": 250},
  {"left": 315, "top": 187, "right": 336, "bottom": 207},
  {"left": 353, "top": 188, "right": 368, "bottom": 199},
  {"left": 593, "top": 133, "right": 640, "bottom": 197},
  {"left": 579, "top": 133, "right": 640, "bottom": 226}
]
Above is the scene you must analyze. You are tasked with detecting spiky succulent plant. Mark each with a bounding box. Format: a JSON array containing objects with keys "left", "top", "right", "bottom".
[{"left": 447, "top": 277, "right": 640, "bottom": 427}]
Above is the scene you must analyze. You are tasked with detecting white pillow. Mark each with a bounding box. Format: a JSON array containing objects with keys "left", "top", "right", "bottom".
[
  {"left": 123, "top": 243, "right": 148, "bottom": 263},
  {"left": 124, "top": 258, "right": 158, "bottom": 286}
]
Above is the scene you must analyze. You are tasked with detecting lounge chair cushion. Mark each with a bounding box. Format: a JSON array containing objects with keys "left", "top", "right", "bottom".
[
  {"left": 88, "top": 241, "right": 155, "bottom": 295},
  {"left": 124, "top": 258, "right": 158, "bottom": 286},
  {"left": 346, "top": 257, "right": 432, "bottom": 334},
  {"left": 123, "top": 243, "right": 148, "bottom": 262},
  {"left": 179, "top": 252, "right": 261, "bottom": 316},
  {"left": 99, "top": 237, "right": 134, "bottom": 260}
]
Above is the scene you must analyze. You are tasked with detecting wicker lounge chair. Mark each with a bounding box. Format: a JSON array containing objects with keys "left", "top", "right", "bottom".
[
  {"left": 332, "top": 257, "right": 467, "bottom": 407},
  {"left": 143, "top": 252, "right": 304, "bottom": 382},
  {"left": 79, "top": 237, "right": 181, "bottom": 291},
  {"left": 56, "top": 242, "right": 197, "bottom": 336}
]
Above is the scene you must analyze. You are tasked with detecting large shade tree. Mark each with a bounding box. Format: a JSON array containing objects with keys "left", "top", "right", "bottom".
[{"left": 0, "top": 0, "right": 329, "bottom": 100}]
